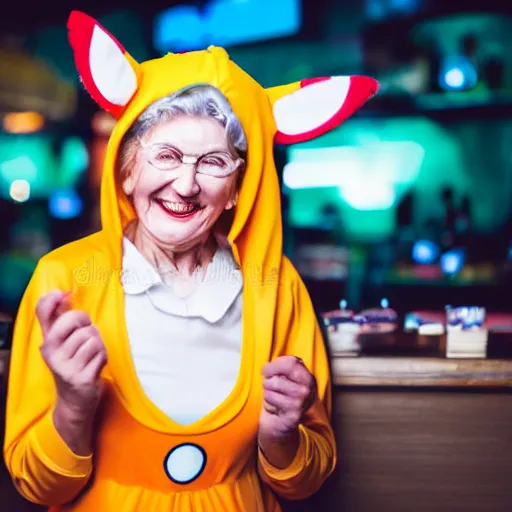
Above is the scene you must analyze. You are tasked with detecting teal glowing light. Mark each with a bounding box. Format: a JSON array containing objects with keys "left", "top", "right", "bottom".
[{"left": 283, "top": 142, "right": 425, "bottom": 211}]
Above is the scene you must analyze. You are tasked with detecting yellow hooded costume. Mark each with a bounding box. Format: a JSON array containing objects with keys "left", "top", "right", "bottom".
[{"left": 4, "top": 11, "right": 378, "bottom": 511}]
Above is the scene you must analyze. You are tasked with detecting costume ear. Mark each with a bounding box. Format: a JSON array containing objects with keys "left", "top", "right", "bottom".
[
  {"left": 67, "top": 10, "right": 140, "bottom": 118},
  {"left": 267, "top": 76, "right": 379, "bottom": 145}
]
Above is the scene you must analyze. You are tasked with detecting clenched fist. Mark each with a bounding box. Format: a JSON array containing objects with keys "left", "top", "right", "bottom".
[
  {"left": 259, "top": 355, "right": 317, "bottom": 439},
  {"left": 37, "top": 290, "right": 107, "bottom": 424}
]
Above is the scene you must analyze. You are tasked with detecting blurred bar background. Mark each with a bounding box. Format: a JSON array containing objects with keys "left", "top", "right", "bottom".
[
  {"left": 1, "top": 0, "right": 512, "bottom": 510},
  {"left": 3, "top": 0, "right": 512, "bottom": 318}
]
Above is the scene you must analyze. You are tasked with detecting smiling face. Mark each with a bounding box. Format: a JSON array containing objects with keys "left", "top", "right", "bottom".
[{"left": 122, "top": 115, "right": 241, "bottom": 251}]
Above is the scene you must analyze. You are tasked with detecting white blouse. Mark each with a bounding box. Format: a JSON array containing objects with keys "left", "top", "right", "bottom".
[{"left": 121, "top": 238, "right": 243, "bottom": 426}]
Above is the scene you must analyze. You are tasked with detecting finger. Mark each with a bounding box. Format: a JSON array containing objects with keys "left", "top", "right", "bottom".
[
  {"left": 36, "top": 290, "right": 69, "bottom": 337},
  {"left": 264, "top": 389, "right": 301, "bottom": 414},
  {"left": 288, "top": 363, "right": 314, "bottom": 387},
  {"left": 53, "top": 295, "right": 72, "bottom": 320},
  {"left": 263, "top": 356, "right": 312, "bottom": 386},
  {"left": 262, "top": 356, "right": 298, "bottom": 379},
  {"left": 263, "top": 400, "right": 279, "bottom": 415},
  {"left": 71, "top": 337, "right": 103, "bottom": 372},
  {"left": 263, "top": 375, "right": 311, "bottom": 399},
  {"left": 46, "top": 310, "right": 91, "bottom": 348},
  {"left": 59, "top": 326, "right": 100, "bottom": 360},
  {"left": 41, "top": 325, "right": 91, "bottom": 365},
  {"left": 80, "top": 350, "right": 107, "bottom": 383}
]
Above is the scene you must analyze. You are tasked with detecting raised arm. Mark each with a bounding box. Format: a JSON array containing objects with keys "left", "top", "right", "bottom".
[
  {"left": 257, "top": 260, "right": 336, "bottom": 500},
  {"left": 3, "top": 262, "right": 106, "bottom": 506}
]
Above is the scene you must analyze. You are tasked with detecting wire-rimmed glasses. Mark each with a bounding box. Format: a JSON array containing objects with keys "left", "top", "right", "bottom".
[{"left": 139, "top": 140, "right": 242, "bottom": 178}]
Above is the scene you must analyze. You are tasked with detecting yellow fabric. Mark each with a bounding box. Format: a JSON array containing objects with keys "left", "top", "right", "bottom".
[
  {"left": 4, "top": 43, "right": 336, "bottom": 511},
  {"left": 264, "top": 81, "right": 301, "bottom": 107}
]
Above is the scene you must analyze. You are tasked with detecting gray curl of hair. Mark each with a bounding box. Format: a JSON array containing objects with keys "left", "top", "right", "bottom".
[{"left": 118, "top": 85, "right": 248, "bottom": 181}]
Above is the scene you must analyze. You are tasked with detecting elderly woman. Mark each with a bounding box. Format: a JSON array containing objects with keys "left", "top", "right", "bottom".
[{"left": 4, "top": 11, "right": 378, "bottom": 512}]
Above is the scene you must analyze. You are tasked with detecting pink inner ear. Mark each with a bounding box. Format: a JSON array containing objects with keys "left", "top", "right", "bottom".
[
  {"left": 68, "top": 10, "right": 138, "bottom": 118},
  {"left": 274, "top": 75, "right": 379, "bottom": 145}
]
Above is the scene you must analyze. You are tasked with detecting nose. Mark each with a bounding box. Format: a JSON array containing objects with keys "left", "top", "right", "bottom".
[{"left": 172, "top": 165, "right": 200, "bottom": 198}]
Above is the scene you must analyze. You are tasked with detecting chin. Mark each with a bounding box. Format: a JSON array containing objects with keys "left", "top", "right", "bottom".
[
  {"left": 155, "top": 226, "right": 210, "bottom": 248},
  {"left": 155, "top": 230, "right": 197, "bottom": 246}
]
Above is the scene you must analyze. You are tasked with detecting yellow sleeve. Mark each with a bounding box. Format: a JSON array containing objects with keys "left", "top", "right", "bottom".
[
  {"left": 257, "top": 260, "right": 336, "bottom": 500},
  {"left": 3, "top": 260, "right": 93, "bottom": 506}
]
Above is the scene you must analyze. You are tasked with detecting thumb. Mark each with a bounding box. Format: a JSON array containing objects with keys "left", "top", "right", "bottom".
[{"left": 36, "top": 290, "right": 70, "bottom": 338}]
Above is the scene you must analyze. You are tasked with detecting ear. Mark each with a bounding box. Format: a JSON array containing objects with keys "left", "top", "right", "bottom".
[
  {"left": 225, "top": 195, "right": 237, "bottom": 211},
  {"left": 225, "top": 184, "right": 238, "bottom": 211},
  {"left": 267, "top": 76, "right": 379, "bottom": 145},
  {"left": 67, "top": 10, "right": 140, "bottom": 118},
  {"left": 122, "top": 175, "right": 135, "bottom": 196}
]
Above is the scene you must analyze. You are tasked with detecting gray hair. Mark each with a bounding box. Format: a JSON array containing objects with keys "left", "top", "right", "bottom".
[{"left": 118, "top": 85, "right": 247, "bottom": 181}]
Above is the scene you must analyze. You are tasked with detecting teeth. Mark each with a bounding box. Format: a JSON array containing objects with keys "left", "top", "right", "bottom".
[{"left": 161, "top": 200, "right": 197, "bottom": 214}]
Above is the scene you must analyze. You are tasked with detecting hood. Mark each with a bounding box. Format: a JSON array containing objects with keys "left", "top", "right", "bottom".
[{"left": 67, "top": 11, "right": 378, "bottom": 274}]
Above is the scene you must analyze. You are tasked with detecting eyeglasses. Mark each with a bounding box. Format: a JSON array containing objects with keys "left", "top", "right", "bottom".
[{"left": 139, "top": 140, "right": 242, "bottom": 178}]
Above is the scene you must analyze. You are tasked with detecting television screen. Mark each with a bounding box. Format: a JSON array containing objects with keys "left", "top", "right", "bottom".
[{"left": 154, "top": 0, "right": 302, "bottom": 53}]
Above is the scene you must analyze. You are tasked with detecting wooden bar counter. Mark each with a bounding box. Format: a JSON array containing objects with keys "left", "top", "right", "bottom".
[
  {"left": 332, "top": 356, "right": 512, "bottom": 387},
  {"left": 309, "top": 356, "right": 512, "bottom": 512},
  {"left": 2, "top": 351, "right": 512, "bottom": 511}
]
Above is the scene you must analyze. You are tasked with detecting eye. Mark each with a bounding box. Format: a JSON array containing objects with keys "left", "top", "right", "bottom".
[
  {"left": 202, "top": 156, "right": 227, "bottom": 167},
  {"left": 155, "top": 148, "right": 181, "bottom": 162}
]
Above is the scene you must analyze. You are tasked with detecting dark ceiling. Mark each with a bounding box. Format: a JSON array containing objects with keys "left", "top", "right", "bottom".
[
  {"left": 0, "top": 0, "right": 184, "bottom": 35},
  {"left": 1, "top": 0, "right": 511, "bottom": 38}
]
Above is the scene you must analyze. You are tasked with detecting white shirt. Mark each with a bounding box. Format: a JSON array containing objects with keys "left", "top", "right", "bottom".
[{"left": 122, "top": 238, "right": 243, "bottom": 426}]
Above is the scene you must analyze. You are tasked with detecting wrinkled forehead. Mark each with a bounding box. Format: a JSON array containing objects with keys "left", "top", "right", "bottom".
[{"left": 141, "top": 116, "right": 232, "bottom": 154}]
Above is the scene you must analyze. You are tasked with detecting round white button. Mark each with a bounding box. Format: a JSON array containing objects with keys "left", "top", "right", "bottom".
[{"left": 164, "top": 443, "right": 206, "bottom": 484}]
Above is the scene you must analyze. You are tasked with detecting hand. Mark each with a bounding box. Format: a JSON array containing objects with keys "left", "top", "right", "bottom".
[
  {"left": 259, "top": 356, "right": 317, "bottom": 439},
  {"left": 37, "top": 290, "right": 107, "bottom": 423}
]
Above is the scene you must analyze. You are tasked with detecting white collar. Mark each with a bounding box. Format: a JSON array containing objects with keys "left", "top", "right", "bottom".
[{"left": 121, "top": 237, "right": 243, "bottom": 323}]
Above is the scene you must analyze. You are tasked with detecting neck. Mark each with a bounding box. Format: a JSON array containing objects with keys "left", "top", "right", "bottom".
[{"left": 126, "top": 221, "right": 217, "bottom": 278}]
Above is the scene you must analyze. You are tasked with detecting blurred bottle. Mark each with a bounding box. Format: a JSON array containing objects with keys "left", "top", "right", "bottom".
[
  {"left": 455, "top": 195, "right": 472, "bottom": 235},
  {"left": 440, "top": 186, "right": 456, "bottom": 250},
  {"left": 482, "top": 56, "right": 504, "bottom": 91}
]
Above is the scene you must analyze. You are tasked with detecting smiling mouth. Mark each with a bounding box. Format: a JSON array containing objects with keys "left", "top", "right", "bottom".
[{"left": 154, "top": 198, "right": 203, "bottom": 218}]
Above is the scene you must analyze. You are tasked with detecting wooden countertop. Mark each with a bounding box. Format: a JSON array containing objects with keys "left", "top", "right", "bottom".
[
  {"left": 2, "top": 350, "right": 512, "bottom": 389},
  {"left": 332, "top": 356, "right": 512, "bottom": 388}
]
